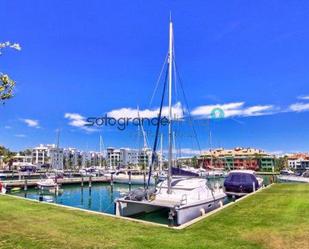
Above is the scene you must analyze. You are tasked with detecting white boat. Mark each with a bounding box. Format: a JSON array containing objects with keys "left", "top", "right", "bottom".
[
  {"left": 116, "top": 17, "right": 226, "bottom": 226},
  {"left": 79, "top": 168, "right": 97, "bottom": 177},
  {"left": 280, "top": 169, "right": 294, "bottom": 175},
  {"left": 37, "top": 178, "right": 58, "bottom": 190},
  {"left": 278, "top": 170, "right": 309, "bottom": 183},
  {"left": 113, "top": 171, "right": 155, "bottom": 185},
  {"left": 200, "top": 169, "right": 226, "bottom": 178},
  {"left": 116, "top": 177, "right": 225, "bottom": 225}
]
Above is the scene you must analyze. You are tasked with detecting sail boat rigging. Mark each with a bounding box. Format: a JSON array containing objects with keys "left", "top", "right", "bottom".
[
  {"left": 115, "top": 17, "right": 226, "bottom": 226},
  {"left": 167, "top": 16, "right": 173, "bottom": 194}
]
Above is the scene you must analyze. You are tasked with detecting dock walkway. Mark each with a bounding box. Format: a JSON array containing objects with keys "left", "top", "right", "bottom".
[{"left": 2, "top": 176, "right": 110, "bottom": 188}]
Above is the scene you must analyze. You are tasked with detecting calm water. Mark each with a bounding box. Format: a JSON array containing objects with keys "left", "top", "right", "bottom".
[
  {"left": 10, "top": 183, "right": 131, "bottom": 215},
  {"left": 9, "top": 176, "right": 273, "bottom": 224},
  {"left": 10, "top": 178, "right": 224, "bottom": 212}
]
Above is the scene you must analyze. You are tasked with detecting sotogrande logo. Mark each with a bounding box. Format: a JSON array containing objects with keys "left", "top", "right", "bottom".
[{"left": 85, "top": 115, "right": 169, "bottom": 131}]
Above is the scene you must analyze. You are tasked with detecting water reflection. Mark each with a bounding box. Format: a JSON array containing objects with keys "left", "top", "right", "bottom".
[{"left": 10, "top": 183, "right": 125, "bottom": 215}]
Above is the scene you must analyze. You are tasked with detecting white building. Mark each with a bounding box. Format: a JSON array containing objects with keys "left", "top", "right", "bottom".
[
  {"left": 79, "top": 151, "right": 101, "bottom": 167},
  {"left": 63, "top": 148, "right": 80, "bottom": 169},
  {"left": 120, "top": 148, "right": 139, "bottom": 166},
  {"left": 32, "top": 144, "right": 63, "bottom": 170},
  {"left": 106, "top": 147, "right": 157, "bottom": 169},
  {"left": 288, "top": 159, "right": 303, "bottom": 170},
  {"left": 138, "top": 148, "right": 152, "bottom": 169},
  {"left": 80, "top": 151, "right": 91, "bottom": 167},
  {"left": 89, "top": 151, "right": 101, "bottom": 166},
  {"left": 300, "top": 160, "right": 309, "bottom": 170},
  {"left": 287, "top": 153, "right": 309, "bottom": 171},
  {"left": 106, "top": 148, "right": 121, "bottom": 167},
  {"left": 288, "top": 159, "right": 309, "bottom": 171}
]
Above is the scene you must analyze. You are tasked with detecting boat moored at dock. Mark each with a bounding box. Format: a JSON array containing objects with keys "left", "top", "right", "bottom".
[
  {"left": 113, "top": 171, "right": 155, "bottom": 185},
  {"left": 116, "top": 17, "right": 227, "bottom": 226},
  {"left": 278, "top": 170, "right": 309, "bottom": 183},
  {"left": 37, "top": 178, "right": 58, "bottom": 190},
  {"left": 223, "top": 170, "right": 263, "bottom": 197},
  {"left": 116, "top": 177, "right": 225, "bottom": 225}
]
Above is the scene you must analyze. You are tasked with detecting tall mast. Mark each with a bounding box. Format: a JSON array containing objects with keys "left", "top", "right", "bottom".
[
  {"left": 167, "top": 17, "right": 173, "bottom": 194},
  {"left": 99, "top": 135, "right": 102, "bottom": 167},
  {"left": 160, "top": 133, "right": 163, "bottom": 171},
  {"left": 56, "top": 129, "right": 60, "bottom": 170},
  {"left": 137, "top": 107, "right": 148, "bottom": 150}
]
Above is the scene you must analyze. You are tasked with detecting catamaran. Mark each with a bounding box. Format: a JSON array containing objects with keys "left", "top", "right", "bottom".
[{"left": 115, "top": 17, "right": 226, "bottom": 226}]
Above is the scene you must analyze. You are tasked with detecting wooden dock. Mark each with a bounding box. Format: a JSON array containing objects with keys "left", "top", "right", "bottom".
[{"left": 2, "top": 176, "right": 111, "bottom": 188}]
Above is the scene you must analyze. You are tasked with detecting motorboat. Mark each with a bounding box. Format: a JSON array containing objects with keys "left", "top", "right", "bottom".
[
  {"left": 280, "top": 169, "right": 294, "bottom": 175},
  {"left": 37, "top": 178, "right": 58, "bottom": 190},
  {"left": 79, "top": 167, "right": 97, "bottom": 177},
  {"left": 203, "top": 169, "right": 226, "bottom": 178},
  {"left": 278, "top": 170, "right": 309, "bottom": 183},
  {"left": 18, "top": 164, "right": 37, "bottom": 173},
  {"left": 302, "top": 170, "right": 309, "bottom": 178},
  {"left": 223, "top": 170, "right": 263, "bottom": 197},
  {"left": 113, "top": 171, "right": 155, "bottom": 185}
]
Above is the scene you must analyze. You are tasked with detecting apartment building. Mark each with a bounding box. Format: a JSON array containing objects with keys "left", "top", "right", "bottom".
[
  {"left": 106, "top": 147, "right": 154, "bottom": 168},
  {"left": 12, "top": 153, "right": 32, "bottom": 168},
  {"left": 32, "top": 144, "right": 63, "bottom": 170},
  {"left": 198, "top": 147, "right": 275, "bottom": 171},
  {"left": 287, "top": 153, "right": 309, "bottom": 171}
]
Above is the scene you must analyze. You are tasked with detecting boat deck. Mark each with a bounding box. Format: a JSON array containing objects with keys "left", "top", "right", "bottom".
[{"left": 118, "top": 198, "right": 181, "bottom": 208}]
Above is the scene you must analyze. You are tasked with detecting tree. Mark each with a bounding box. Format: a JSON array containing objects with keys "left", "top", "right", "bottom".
[
  {"left": 191, "top": 156, "right": 198, "bottom": 168},
  {"left": 18, "top": 148, "right": 32, "bottom": 156},
  {"left": 0, "top": 145, "right": 16, "bottom": 170},
  {"left": 0, "top": 41, "right": 21, "bottom": 104},
  {"left": 275, "top": 156, "right": 288, "bottom": 171}
]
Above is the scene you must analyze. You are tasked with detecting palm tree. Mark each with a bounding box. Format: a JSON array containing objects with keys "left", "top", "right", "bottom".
[{"left": 0, "top": 146, "right": 16, "bottom": 170}]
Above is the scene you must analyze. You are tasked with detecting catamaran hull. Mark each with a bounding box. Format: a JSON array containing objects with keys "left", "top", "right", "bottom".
[
  {"left": 115, "top": 194, "right": 226, "bottom": 226},
  {"left": 116, "top": 201, "right": 160, "bottom": 217},
  {"left": 175, "top": 197, "right": 225, "bottom": 225}
]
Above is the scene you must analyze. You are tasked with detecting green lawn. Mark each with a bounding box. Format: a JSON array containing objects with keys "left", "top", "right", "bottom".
[{"left": 0, "top": 184, "right": 308, "bottom": 249}]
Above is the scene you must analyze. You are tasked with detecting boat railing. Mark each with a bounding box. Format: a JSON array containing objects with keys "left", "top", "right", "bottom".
[
  {"left": 157, "top": 181, "right": 164, "bottom": 194},
  {"left": 181, "top": 194, "right": 187, "bottom": 205}
]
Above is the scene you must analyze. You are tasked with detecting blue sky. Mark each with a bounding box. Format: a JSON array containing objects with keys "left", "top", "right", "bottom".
[{"left": 1, "top": 0, "right": 309, "bottom": 154}]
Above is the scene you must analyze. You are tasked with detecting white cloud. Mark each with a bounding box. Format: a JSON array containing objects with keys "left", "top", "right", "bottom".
[
  {"left": 297, "top": 95, "right": 309, "bottom": 100},
  {"left": 107, "top": 102, "right": 184, "bottom": 120},
  {"left": 15, "top": 134, "right": 26, "bottom": 138},
  {"left": 21, "top": 118, "right": 40, "bottom": 128},
  {"left": 241, "top": 105, "right": 275, "bottom": 117},
  {"left": 64, "top": 113, "right": 97, "bottom": 132},
  {"left": 191, "top": 102, "right": 276, "bottom": 118},
  {"left": 289, "top": 102, "right": 309, "bottom": 112},
  {"left": 10, "top": 43, "right": 21, "bottom": 51},
  {"left": 4, "top": 125, "right": 11, "bottom": 129},
  {"left": 191, "top": 102, "right": 243, "bottom": 118}
]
